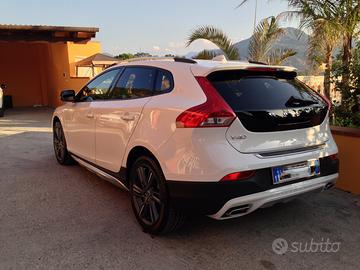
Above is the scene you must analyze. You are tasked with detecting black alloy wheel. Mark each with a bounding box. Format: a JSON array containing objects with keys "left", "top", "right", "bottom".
[
  {"left": 129, "top": 156, "right": 185, "bottom": 234},
  {"left": 53, "top": 121, "right": 74, "bottom": 165}
]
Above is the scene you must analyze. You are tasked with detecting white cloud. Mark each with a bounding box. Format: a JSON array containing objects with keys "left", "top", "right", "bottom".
[{"left": 152, "top": 45, "right": 161, "bottom": 51}]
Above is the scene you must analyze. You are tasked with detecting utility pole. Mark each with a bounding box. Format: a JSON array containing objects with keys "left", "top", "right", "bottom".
[
  {"left": 253, "top": 0, "right": 258, "bottom": 33},
  {"left": 236, "top": 0, "right": 259, "bottom": 33}
]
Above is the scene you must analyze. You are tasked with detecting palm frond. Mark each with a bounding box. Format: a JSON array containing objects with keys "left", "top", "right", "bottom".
[
  {"left": 193, "top": 49, "right": 218, "bottom": 60},
  {"left": 248, "top": 16, "right": 285, "bottom": 62},
  {"left": 235, "top": 0, "right": 250, "bottom": 9},
  {"left": 276, "top": 10, "right": 303, "bottom": 23},
  {"left": 267, "top": 48, "right": 297, "bottom": 65},
  {"left": 187, "top": 26, "right": 239, "bottom": 60}
]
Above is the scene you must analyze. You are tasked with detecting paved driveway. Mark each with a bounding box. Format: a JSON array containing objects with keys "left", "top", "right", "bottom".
[{"left": 0, "top": 108, "right": 359, "bottom": 270}]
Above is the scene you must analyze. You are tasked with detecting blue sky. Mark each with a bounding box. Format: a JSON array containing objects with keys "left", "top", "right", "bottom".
[{"left": 1, "top": 0, "right": 296, "bottom": 56}]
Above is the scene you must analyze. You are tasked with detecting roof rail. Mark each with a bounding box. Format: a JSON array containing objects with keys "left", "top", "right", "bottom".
[
  {"left": 120, "top": 56, "right": 197, "bottom": 64},
  {"left": 248, "top": 60, "right": 268, "bottom": 65},
  {"left": 173, "top": 57, "right": 197, "bottom": 64},
  {"left": 123, "top": 57, "right": 172, "bottom": 62}
]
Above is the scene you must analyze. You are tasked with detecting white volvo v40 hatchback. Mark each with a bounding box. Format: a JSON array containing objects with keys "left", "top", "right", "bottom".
[{"left": 53, "top": 57, "right": 339, "bottom": 234}]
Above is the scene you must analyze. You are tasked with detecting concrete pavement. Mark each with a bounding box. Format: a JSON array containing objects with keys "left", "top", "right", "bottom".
[{"left": 0, "top": 108, "right": 359, "bottom": 270}]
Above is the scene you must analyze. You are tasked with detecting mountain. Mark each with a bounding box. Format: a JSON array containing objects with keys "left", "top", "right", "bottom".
[{"left": 234, "top": 27, "right": 309, "bottom": 72}]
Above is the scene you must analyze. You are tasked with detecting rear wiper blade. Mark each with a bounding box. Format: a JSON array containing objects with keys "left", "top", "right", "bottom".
[{"left": 285, "top": 96, "right": 318, "bottom": 107}]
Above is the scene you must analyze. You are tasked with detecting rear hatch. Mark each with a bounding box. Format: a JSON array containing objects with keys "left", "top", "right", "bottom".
[{"left": 207, "top": 68, "right": 330, "bottom": 154}]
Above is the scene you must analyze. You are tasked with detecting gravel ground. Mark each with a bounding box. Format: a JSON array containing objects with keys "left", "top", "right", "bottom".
[{"left": 0, "top": 108, "right": 359, "bottom": 270}]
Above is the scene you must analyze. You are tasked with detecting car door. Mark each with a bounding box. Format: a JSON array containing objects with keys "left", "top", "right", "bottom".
[
  {"left": 64, "top": 69, "right": 120, "bottom": 163},
  {"left": 93, "top": 66, "right": 156, "bottom": 172}
]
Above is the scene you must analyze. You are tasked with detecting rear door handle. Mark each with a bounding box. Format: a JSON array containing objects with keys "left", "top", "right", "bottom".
[
  {"left": 121, "top": 114, "right": 135, "bottom": 121},
  {"left": 86, "top": 113, "right": 94, "bottom": 119}
]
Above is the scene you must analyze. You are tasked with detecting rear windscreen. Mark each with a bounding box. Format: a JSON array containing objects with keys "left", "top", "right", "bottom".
[{"left": 207, "top": 70, "right": 328, "bottom": 132}]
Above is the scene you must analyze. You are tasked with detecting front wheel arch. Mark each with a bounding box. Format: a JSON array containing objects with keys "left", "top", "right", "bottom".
[
  {"left": 53, "top": 119, "right": 75, "bottom": 165},
  {"left": 53, "top": 116, "right": 60, "bottom": 125}
]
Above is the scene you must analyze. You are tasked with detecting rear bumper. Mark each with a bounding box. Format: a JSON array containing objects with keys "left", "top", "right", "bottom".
[
  {"left": 166, "top": 156, "right": 339, "bottom": 216},
  {"left": 210, "top": 173, "right": 338, "bottom": 219}
]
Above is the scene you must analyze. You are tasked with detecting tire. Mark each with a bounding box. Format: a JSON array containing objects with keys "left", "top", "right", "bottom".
[
  {"left": 53, "top": 121, "right": 75, "bottom": 165},
  {"left": 129, "top": 156, "right": 185, "bottom": 235}
]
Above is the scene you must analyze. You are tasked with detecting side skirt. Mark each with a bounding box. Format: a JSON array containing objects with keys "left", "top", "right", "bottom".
[{"left": 71, "top": 154, "right": 128, "bottom": 191}]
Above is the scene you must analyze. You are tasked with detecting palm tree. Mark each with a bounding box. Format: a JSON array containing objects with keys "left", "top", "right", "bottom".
[
  {"left": 307, "top": 22, "right": 341, "bottom": 99},
  {"left": 187, "top": 19, "right": 296, "bottom": 65},
  {"left": 279, "top": 1, "right": 342, "bottom": 99},
  {"left": 324, "top": 0, "right": 360, "bottom": 95},
  {"left": 285, "top": 0, "right": 360, "bottom": 96},
  {"left": 186, "top": 26, "right": 239, "bottom": 60},
  {"left": 249, "top": 16, "right": 297, "bottom": 65}
]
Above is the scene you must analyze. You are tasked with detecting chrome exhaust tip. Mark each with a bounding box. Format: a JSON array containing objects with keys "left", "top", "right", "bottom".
[{"left": 223, "top": 204, "right": 251, "bottom": 217}]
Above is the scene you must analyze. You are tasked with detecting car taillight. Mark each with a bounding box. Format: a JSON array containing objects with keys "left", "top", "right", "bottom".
[
  {"left": 329, "top": 153, "right": 338, "bottom": 161},
  {"left": 245, "top": 67, "right": 278, "bottom": 72},
  {"left": 220, "top": 170, "right": 255, "bottom": 181},
  {"left": 176, "top": 76, "right": 236, "bottom": 128}
]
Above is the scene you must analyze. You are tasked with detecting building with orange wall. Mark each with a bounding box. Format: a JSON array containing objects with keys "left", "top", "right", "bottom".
[{"left": 0, "top": 25, "right": 101, "bottom": 108}]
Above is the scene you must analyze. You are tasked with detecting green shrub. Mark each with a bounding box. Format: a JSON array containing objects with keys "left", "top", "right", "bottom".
[{"left": 331, "top": 42, "right": 360, "bottom": 128}]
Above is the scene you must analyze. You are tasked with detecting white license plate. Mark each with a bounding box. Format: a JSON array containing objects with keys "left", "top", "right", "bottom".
[{"left": 272, "top": 159, "right": 320, "bottom": 185}]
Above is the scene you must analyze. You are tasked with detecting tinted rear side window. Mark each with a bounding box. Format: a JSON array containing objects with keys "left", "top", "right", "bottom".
[
  {"left": 154, "top": 69, "right": 174, "bottom": 94},
  {"left": 208, "top": 70, "right": 328, "bottom": 132},
  {"left": 110, "top": 67, "right": 155, "bottom": 99}
]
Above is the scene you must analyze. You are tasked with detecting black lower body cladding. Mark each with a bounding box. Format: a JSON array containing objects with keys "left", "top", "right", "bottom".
[{"left": 167, "top": 156, "right": 339, "bottom": 215}]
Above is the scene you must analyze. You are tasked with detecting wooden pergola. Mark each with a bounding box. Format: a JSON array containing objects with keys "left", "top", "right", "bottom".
[
  {"left": 75, "top": 53, "right": 120, "bottom": 77},
  {"left": 0, "top": 24, "right": 99, "bottom": 43}
]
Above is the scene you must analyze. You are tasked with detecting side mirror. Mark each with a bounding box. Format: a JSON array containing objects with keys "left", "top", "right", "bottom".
[
  {"left": 60, "top": 90, "right": 75, "bottom": 102},
  {"left": 0, "top": 84, "right": 7, "bottom": 89}
]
